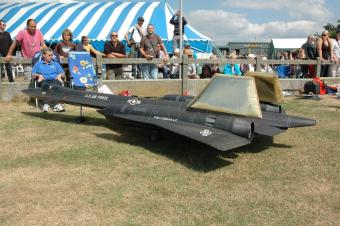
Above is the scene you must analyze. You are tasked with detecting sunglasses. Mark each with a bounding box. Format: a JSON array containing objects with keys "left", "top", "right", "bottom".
[
  {"left": 322, "top": 34, "right": 327, "bottom": 36},
  {"left": 111, "top": 34, "right": 118, "bottom": 37}
]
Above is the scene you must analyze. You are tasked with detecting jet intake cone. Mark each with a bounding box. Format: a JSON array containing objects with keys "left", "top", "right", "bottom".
[{"left": 288, "top": 116, "right": 316, "bottom": 128}]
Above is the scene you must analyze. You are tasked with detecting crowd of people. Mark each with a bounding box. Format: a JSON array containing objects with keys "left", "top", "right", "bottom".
[
  {"left": 0, "top": 14, "right": 200, "bottom": 82},
  {"left": 1, "top": 17, "right": 340, "bottom": 83},
  {"left": 221, "top": 29, "right": 340, "bottom": 78}
]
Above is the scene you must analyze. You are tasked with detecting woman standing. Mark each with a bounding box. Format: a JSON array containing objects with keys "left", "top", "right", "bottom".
[
  {"left": 54, "top": 29, "right": 76, "bottom": 59},
  {"left": 317, "top": 30, "right": 333, "bottom": 77}
]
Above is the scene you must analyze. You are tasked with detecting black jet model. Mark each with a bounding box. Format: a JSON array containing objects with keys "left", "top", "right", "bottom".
[{"left": 22, "top": 73, "right": 316, "bottom": 151}]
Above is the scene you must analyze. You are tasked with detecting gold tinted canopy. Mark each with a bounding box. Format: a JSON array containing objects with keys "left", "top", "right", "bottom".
[
  {"left": 189, "top": 75, "right": 263, "bottom": 118},
  {"left": 245, "top": 72, "right": 284, "bottom": 105}
]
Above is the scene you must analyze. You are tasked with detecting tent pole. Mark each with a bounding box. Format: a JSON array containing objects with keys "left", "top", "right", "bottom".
[
  {"left": 179, "top": 0, "right": 183, "bottom": 80},
  {"left": 179, "top": 0, "right": 188, "bottom": 95}
]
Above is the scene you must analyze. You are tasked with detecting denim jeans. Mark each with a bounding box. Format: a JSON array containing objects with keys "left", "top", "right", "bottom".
[
  {"left": 0, "top": 53, "right": 14, "bottom": 82},
  {"left": 129, "top": 44, "right": 141, "bottom": 78},
  {"left": 159, "top": 65, "right": 170, "bottom": 78},
  {"left": 172, "top": 35, "right": 181, "bottom": 50},
  {"left": 141, "top": 64, "right": 158, "bottom": 79},
  {"left": 38, "top": 79, "right": 63, "bottom": 106}
]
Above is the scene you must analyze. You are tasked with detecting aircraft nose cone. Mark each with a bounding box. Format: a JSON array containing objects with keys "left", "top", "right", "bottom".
[{"left": 288, "top": 116, "right": 316, "bottom": 128}]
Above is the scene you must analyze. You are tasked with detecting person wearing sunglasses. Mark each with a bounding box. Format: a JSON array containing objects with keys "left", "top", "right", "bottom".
[
  {"left": 329, "top": 29, "right": 340, "bottom": 77},
  {"left": 0, "top": 19, "right": 14, "bottom": 82},
  {"left": 317, "top": 30, "right": 333, "bottom": 77},
  {"left": 103, "top": 32, "right": 126, "bottom": 80}
]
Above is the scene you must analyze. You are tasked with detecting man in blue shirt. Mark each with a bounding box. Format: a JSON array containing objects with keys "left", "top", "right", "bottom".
[{"left": 32, "top": 48, "right": 65, "bottom": 112}]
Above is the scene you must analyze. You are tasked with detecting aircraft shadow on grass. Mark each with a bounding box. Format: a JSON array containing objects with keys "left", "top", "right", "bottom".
[
  {"left": 22, "top": 112, "right": 291, "bottom": 172},
  {"left": 21, "top": 73, "right": 314, "bottom": 172}
]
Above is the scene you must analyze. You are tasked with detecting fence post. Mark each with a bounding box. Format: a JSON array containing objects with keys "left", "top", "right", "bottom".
[
  {"left": 316, "top": 58, "right": 321, "bottom": 77},
  {"left": 0, "top": 57, "right": 2, "bottom": 85},
  {"left": 181, "top": 57, "right": 188, "bottom": 95},
  {"left": 96, "top": 54, "right": 103, "bottom": 84},
  {"left": 255, "top": 57, "right": 262, "bottom": 72}
]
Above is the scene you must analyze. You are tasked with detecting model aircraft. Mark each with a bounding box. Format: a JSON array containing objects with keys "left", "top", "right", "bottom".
[{"left": 22, "top": 73, "right": 316, "bottom": 151}]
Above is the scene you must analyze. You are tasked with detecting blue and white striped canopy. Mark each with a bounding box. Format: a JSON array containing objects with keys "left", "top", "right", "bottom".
[{"left": 0, "top": 1, "right": 213, "bottom": 52}]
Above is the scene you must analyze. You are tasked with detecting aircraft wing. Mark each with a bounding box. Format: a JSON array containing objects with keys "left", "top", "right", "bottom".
[
  {"left": 254, "top": 124, "right": 285, "bottom": 136},
  {"left": 98, "top": 109, "right": 251, "bottom": 151}
]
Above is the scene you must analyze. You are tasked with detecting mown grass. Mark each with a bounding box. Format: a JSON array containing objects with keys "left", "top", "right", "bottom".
[{"left": 0, "top": 97, "right": 339, "bottom": 225}]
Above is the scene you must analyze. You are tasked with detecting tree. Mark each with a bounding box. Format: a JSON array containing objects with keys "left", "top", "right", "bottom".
[{"left": 323, "top": 19, "right": 340, "bottom": 38}]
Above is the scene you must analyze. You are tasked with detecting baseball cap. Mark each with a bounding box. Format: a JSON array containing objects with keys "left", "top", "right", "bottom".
[
  {"left": 184, "top": 42, "right": 190, "bottom": 47},
  {"left": 336, "top": 28, "right": 340, "bottom": 33},
  {"left": 137, "top": 17, "right": 144, "bottom": 22}
]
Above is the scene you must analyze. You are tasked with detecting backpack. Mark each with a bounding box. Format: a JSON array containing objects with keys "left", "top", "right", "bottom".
[
  {"left": 312, "top": 77, "right": 327, "bottom": 94},
  {"left": 304, "top": 81, "right": 320, "bottom": 95}
]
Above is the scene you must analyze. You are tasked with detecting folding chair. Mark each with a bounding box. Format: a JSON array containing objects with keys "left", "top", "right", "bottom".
[{"left": 68, "top": 51, "right": 98, "bottom": 121}]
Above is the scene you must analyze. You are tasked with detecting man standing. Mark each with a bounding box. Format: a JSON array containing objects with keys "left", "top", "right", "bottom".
[
  {"left": 302, "top": 35, "right": 317, "bottom": 60},
  {"left": 140, "top": 24, "right": 168, "bottom": 79},
  {"left": 330, "top": 29, "right": 340, "bottom": 77},
  {"left": 32, "top": 48, "right": 65, "bottom": 112},
  {"left": 302, "top": 35, "right": 317, "bottom": 77},
  {"left": 0, "top": 20, "right": 14, "bottom": 82},
  {"left": 170, "top": 10, "right": 187, "bottom": 51},
  {"left": 104, "top": 32, "right": 126, "bottom": 80},
  {"left": 124, "top": 17, "right": 146, "bottom": 78},
  {"left": 6, "top": 19, "right": 47, "bottom": 81}
]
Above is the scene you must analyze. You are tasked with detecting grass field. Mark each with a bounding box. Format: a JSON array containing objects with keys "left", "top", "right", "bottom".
[{"left": 0, "top": 97, "right": 339, "bottom": 225}]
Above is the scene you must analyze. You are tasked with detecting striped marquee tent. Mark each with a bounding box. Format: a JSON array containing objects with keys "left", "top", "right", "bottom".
[{"left": 0, "top": 0, "right": 214, "bottom": 53}]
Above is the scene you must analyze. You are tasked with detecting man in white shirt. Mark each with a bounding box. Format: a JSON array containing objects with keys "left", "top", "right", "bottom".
[
  {"left": 329, "top": 29, "right": 340, "bottom": 77},
  {"left": 124, "top": 17, "right": 146, "bottom": 78}
]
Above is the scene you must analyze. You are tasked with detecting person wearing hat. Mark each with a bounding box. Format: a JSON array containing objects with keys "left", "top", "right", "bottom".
[
  {"left": 170, "top": 48, "right": 180, "bottom": 78},
  {"left": 183, "top": 42, "right": 197, "bottom": 59},
  {"left": 170, "top": 10, "right": 187, "bottom": 51},
  {"left": 183, "top": 48, "right": 199, "bottom": 79},
  {"left": 329, "top": 28, "right": 340, "bottom": 77},
  {"left": 124, "top": 16, "right": 146, "bottom": 78}
]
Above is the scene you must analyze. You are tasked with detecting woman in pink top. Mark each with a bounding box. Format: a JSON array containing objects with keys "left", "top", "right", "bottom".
[{"left": 6, "top": 19, "right": 46, "bottom": 60}]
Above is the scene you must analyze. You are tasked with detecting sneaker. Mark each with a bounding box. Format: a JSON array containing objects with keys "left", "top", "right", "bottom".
[
  {"left": 52, "top": 104, "right": 65, "bottom": 112},
  {"left": 42, "top": 104, "right": 50, "bottom": 112}
]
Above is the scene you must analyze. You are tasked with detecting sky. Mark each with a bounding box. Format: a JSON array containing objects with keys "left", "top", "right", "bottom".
[
  {"left": 167, "top": 0, "right": 340, "bottom": 44},
  {"left": 8, "top": 0, "right": 340, "bottom": 45}
]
